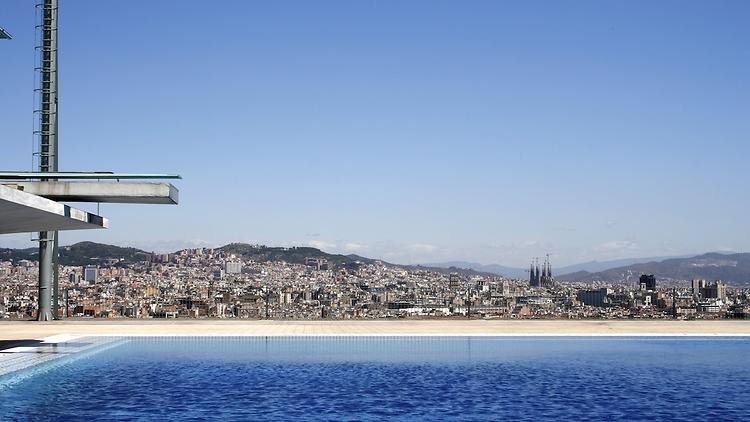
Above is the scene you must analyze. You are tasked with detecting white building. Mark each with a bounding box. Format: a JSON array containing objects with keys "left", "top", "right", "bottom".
[
  {"left": 83, "top": 265, "right": 98, "bottom": 283},
  {"left": 225, "top": 261, "right": 242, "bottom": 274}
]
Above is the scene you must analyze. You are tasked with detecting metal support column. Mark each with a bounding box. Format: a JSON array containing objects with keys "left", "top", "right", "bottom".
[
  {"left": 35, "top": 0, "right": 58, "bottom": 321},
  {"left": 37, "top": 232, "right": 55, "bottom": 321},
  {"left": 52, "top": 239, "right": 60, "bottom": 318}
]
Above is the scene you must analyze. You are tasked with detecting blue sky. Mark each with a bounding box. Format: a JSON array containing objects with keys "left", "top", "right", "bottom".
[{"left": 1, "top": 0, "right": 748, "bottom": 266}]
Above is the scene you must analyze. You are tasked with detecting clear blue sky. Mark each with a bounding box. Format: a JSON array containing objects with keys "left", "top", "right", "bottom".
[{"left": 1, "top": 1, "right": 748, "bottom": 267}]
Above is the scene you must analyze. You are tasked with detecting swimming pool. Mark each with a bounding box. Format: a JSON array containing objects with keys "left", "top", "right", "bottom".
[{"left": 1, "top": 336, "right": 748, "bottom": 420}]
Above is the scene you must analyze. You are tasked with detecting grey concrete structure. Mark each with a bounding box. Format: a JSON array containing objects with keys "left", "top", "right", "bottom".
[
  {"left": 7, "top": 181, "right": 179, "bottom": 204},
  {"left": 0, "top": 184, "right": 108, "bottom": 234}
]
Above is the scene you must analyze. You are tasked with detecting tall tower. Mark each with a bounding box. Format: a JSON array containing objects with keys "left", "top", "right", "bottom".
[
  {"left": 34, "top": 0, "right": 59, "bottom": 321},
  {"left": 529, "top": 258, "right": 541, "bottom": 287},
  {"left": 639, "top": 274, "right": 656, "bottom": 291},
  {"left": 539, "top": 254, "right": 553, "bottom": 288},
  {"left": 535, "top": 258, "right": 541, "bottom": 286},
  {"left": 2, "top": 1, "right": 179, "bottom": 321}
]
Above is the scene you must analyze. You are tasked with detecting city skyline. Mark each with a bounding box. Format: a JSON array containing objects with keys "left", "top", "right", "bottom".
[
  {"left": 1, "top": 0, "right": 749, "bottom": 267},
  {"left": 2, "top": 242, "right": 744, "bottom": 321}
]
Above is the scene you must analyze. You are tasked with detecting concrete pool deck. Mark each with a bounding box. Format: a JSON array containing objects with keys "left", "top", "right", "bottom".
[{"left": 2, "top": 319, "right": 750, "bottom": 340}]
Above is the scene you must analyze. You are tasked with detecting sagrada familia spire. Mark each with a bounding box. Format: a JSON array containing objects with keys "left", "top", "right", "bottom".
[{"left": 529, "top": 255, "right": 554, "bottom": 288}]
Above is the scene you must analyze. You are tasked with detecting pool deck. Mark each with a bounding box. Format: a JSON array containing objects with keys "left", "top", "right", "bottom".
[{"left": 1, "top": 319, "right": 750, "bottom": 341}]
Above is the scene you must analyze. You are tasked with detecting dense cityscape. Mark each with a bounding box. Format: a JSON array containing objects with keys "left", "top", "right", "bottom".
[{"left": 1, "top": 245, "right": 747, "bottom": 320}]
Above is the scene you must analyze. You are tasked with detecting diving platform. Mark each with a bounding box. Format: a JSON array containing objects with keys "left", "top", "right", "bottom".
[
  {"left": 5, "top": 181, "right": 179, "bottom": 205},
  {"left": 0, "top": 184, "right": 108, "bottom": 234}
]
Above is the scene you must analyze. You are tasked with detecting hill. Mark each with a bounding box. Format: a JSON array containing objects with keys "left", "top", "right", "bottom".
[
  {"left": 0, "top": 241, "right": 496, "bottom": 277},
  {"left": 0, "top": 242, "right": 151, "bottom": 267},
  {"left": 424, "top": 261, "right": 527, "bottom": 278},
  {"left": 554, "top": 256, "right": 687, "bottom": 275},
  {"left": 0, "top": 246, "right": 37, "bottom": 263},
  {"left": 219, "top": 243, "right": 495, "bottom": 276},
  {"left": 556, "top": 253, "right": 750, "bottom": 286},
  {"left": 218, "top": 243, "right": 377, "bottom": 268},
  {"left": 58, "top": 241, "right": 151, "bottom": 266}
]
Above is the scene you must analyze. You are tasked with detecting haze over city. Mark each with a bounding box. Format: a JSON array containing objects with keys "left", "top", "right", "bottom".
[{"left": 1, "top": 0, "right": 748, "bottom": 267}]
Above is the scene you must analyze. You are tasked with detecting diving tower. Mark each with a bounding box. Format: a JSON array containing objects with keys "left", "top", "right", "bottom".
[{"left": 0, "top": 1, "right": 181, "bottom": 321}]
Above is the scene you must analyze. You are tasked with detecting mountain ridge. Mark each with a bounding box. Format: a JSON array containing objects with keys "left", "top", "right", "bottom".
[
  {"left": 2, "top": 242, "right": 748, "bottom": 284},
  {"left": 425, "top": 255, "right": 689, "bottom": 279},
  {"left": 554, "top": 252, "right": 750, "bottom": 285},
  {"left": 0, "top": 242, "right": 494, "bottom": 277}
]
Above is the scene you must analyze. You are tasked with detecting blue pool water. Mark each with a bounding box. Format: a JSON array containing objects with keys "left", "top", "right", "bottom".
[{"left": 1, "top": 336, "right": 749, "bottom": 421}]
